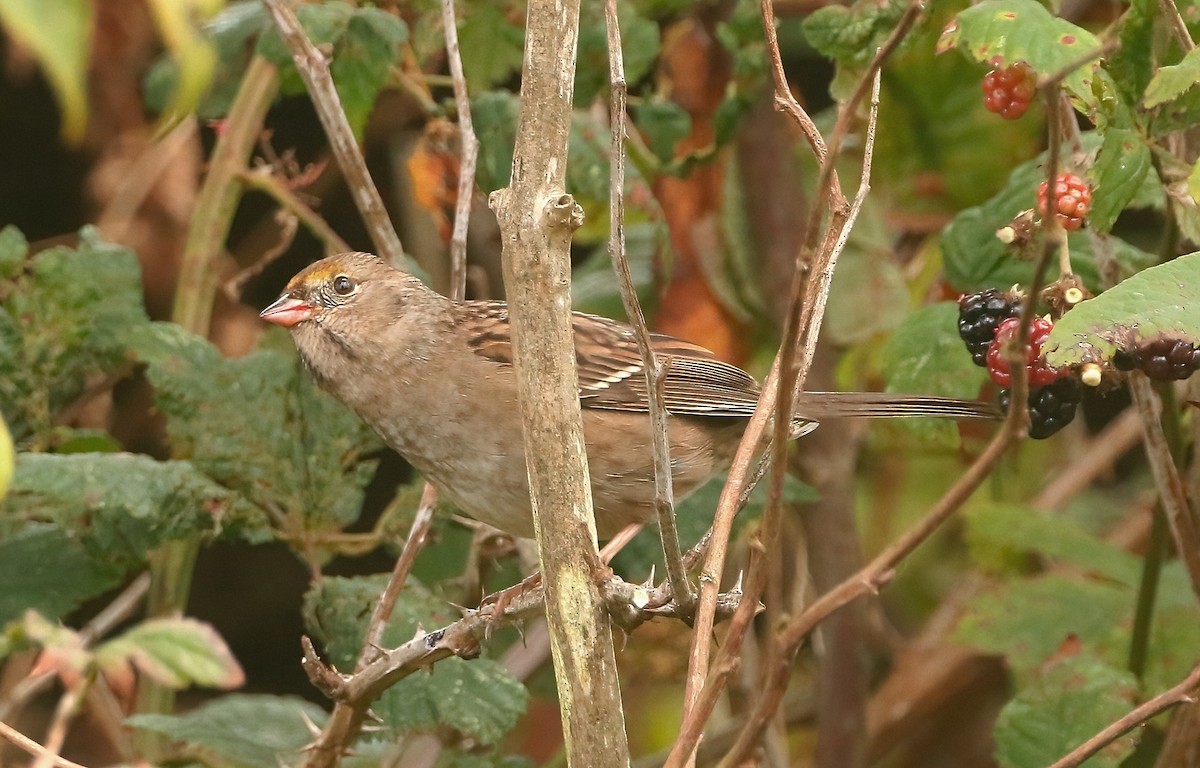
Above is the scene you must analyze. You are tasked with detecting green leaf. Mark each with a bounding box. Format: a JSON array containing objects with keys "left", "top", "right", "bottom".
[
  {"left": 954, "top": 574, "right": 1129, "bottom": 680},
  {"left": 473, "top": 90, "right": 519, "bottom": 193},
  {"left": 1144, "top": 47, "right": 1200, "bottom": 108},
  {"left": 97, "top": 617, "right": 244, "bottom": 690},
  {"left": 941, "top": 144, "right": 1157, "bottom": 293},
  {"left": 803, "top": 0, "right": 906, "bottom": 68},
  {"left": 457, "top": 3, "right": 525, "bottom": 94},
  {"left": 374, "top": 656, "right": 529, "bottom": 746},
  {"left": 0, "top": 225, "right": 27, "bottom": 279},
  {"left": 329, "top": 8, "right": 408, "bottom": 139},
  {"left": 128, "top": 694, "right": 329, "bottom": 768},
  {"left": 1043, "top": 252, "right": 1200, "bottom": 367},
  {"left": 993, "top": 654, "right": 1139, "bottom": 768},
  {"left": 882, "top": 303, "right": 987, "bottom": 445},
  {"left": 1089, "top": 127, "right": 1152, "bottom": 233},
  {"left": 0, "top": 525, "right": 122, "bottom": 625},
  {"left": 126, "top": 322, "right": 379, "bottom": 535},
  {"left": 635, "top": 100, "right": 692, "bottom": 164},
  {"left": 146, "top": 1, "right": 270, "bottom": 119},
  {"left": 0, "top": 0, "right": 93, "bottom": 142},
  {"left": 575, "top": 2, "right": 659, "bottom": 105},
  {"left": 1107, "top": 0, "right": 1156, "bottom": 106},
  {"left": 303, "top": 574, "right": 451, "bottom": 669},
  {"left": 0, "top": 228, "right": 150, "bottom": 445},
  {"left": 965, "top": 504, "right": 1141, "bottom": 586},
  {"left": 5, "top": 452, "right": 257, "bottom": 560},
  {"left": 938, "top": 0, "right": 1105, "bottom": 112},
  {"left": 825, "top": 231, "right": 909, "bottom": 345},
  {"left": 257, "top": 1, "right": 355, "bottom": 94},
  {"left": 303, "top": 574, "right": 529, "bottom": 746}
]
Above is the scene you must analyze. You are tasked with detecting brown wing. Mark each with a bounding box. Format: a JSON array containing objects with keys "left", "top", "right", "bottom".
[{"left": 459, "top": 302, "right": 762, "bottom": 419}]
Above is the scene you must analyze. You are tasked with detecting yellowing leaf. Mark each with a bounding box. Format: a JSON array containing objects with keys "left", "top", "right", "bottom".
[{"left": 0, "top": 0, "right": 93, "bottom": 142}]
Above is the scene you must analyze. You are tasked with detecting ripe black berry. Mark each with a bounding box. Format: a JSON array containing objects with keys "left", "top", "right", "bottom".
[
  {"left": 958, "top": 289, "right": 1021, "bottom": 366},
  {"left": 1000, "top": 377, "right": 1082, "bottom": 439},
  {"left": 1037, "top": 173, "right": 1091, "bottom": 231},
  {"left": 1132, "top": 338, "right": 1200, "bottom": 381},
  {"left": 983, "top": 61, "right": 1037, "bottom": 120}
]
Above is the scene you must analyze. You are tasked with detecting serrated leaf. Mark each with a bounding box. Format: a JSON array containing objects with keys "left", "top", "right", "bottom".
[
  {"left": 97, "top": 617, "right": 243, "bottom": 690},
  {"left": 994, "top": 654, "right": 1139, "bottom": 768},
  {"left": 303, "top": 574, "right": 451, "bottom": 669},
  {"left": 125, "top": 322, "right": 379, "bottom": 535},
  {"left": 1043, "top": 252, "right": 1200, "bottom": 367},
  {"left": 1144, "top": 46, "right": 1200, "bottom": 108},
  {"left": 1089, "top": 127, "right": 1152, "bottom": 232},
  {"left": 329, "top": 8, "right": 407, "bottom": 139},
  {"left": 825, "top": 236, "right": 908, "bottom": 345},
  {"left": 965, "top": 504, "right": 1141, "bottom": 585},
  {"left": 803, "top": 0, "right": 906, "bottom": 67},
  {"left": 374, "top": 656, "right": 529, "bottom": 746},
  {"left": 0, "top": 525, "right": 123, "bottom": 625},
  {"left": 954, "top": 574, "right": 1129, "bottom": 680},
  {"left": 0, "top": 454, "right": 262, "bottom": 623},
  {"left": 938, "top": 0, "right": 1105, "bottom": 112},
  {"left": 0, "top": 0, "right": 92, "bottom": 142},
  {"left": 303, "top": 574, "right": 528, "bottom": 746},
  {"left": 0, "top": 228, "right": 150, "bottom": 444},
  {"left": 1107, "top": 0, "right": 1156, "bottom": 106},
  {"left": 128, "top": 694, "right": 329, "bottom": 768},
  {"left": 457, "top": 3, "right": 525, "bottom": 94}
]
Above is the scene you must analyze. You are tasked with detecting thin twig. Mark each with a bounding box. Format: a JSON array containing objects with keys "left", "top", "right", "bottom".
[
  {"left": 1048, "top": 661, "right": 1200, "bottom": 768},
  {"left": 1129, "top": 374, "right": 1200, "bottom": 598},
  {"left": 32, "top": 682, "right": 85, "bottom": 768},
  {"left": 604, "top": 0, "right": 692, "bottom": 611},
  {"left": 0, "top": 721, "right": 89, "bottom": 768},
  {"left": 441, "top": 0, "right": 476, "bottom": 301},
  {"left": 262, "top": 0, "right": 407, "bottom": 268},
  {"left": 236, "top": 167, "right": 352, "bottom": 255}
]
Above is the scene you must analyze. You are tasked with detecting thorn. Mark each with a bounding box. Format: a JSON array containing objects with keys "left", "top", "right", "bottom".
[
  {"left": 732, "top": 570, "right": 745, "bottom": 594},
  {"left": 298, "top": 708, "right": 322, "bottom": 737},
  {"left": 642, "top": 564, "right": 656, "bottom": 588}
]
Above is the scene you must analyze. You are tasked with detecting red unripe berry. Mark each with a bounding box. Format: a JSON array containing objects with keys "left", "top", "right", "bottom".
[
  {"left": 986, "top": 317, "right": 1065, "bottom": 388},
  {"left": 982, "top": 61, "right": 1037, "bottom": 120},
  {"left": 1037, "top": 173, "right": 1091, "bottom": 231}
]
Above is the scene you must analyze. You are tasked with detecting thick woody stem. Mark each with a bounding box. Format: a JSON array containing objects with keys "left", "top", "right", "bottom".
[{"left": 486, "top": 0, "right": 632, "bottom": 760}]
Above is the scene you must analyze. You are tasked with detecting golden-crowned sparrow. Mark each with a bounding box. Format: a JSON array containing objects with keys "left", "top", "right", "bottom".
[{"left": 262, "top": 252, "right": 995, "bottom": 537}]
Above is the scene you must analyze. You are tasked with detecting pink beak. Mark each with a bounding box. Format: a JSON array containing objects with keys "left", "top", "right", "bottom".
[{"left": 260, "top": 295, "right": 316, "bottom": 328}]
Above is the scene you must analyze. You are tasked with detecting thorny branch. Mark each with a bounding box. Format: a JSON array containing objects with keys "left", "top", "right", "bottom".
[{"left": 605, "top": 0, "right": 693, "bottom": 611}]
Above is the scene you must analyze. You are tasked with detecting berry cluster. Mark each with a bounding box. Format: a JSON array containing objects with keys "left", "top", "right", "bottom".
[
  {"left": 1037, "top": 173, "right": 1091, "bottom": 231},
  {"left": 1113, "top": 337, "right": 1200, "bottom": 381},
  {"left": 957, "top": 290, "right": 1076, "bottom": 439},
  {"left": 958, "top": 289, "right": 1021, "bottom": 365},
  {"left": 999, "top": 378, "right": 1082, "bottom": 439},
  {"left": 982, "top": 61, "right": 1037, "bottom": 120}
]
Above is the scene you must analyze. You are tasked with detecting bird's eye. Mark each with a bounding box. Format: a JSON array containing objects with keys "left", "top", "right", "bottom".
[{"left": 332, "top": 275, "right": 356, "bottom": 295}]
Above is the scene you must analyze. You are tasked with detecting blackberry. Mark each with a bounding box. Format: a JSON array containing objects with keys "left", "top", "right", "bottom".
[
  {"left": 958, "top": 289, "right": 1021, "bottom": 366},
  {"left": 986, "top": 316, "right": 1065, "bottom": 388},
  {"left": 999, "top": 377, "right": 1082, "bottom": 439},
  {"left": 1134, "top": 338, "right": 1200, "bottom": 381}
]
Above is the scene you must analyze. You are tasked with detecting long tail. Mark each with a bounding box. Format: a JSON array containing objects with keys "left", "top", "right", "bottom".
[{"left": 794, "top": 392, "right": 1000, "bottom": 420}]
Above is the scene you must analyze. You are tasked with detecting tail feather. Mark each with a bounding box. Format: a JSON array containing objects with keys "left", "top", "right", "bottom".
[{"left": 794, "top": 392, "right": 1000, "bottom": 421}]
